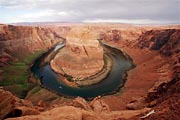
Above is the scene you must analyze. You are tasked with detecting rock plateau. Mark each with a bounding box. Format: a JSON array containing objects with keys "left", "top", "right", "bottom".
[{"left": 51, "top": 27, "right": 104, "bottom": 79}]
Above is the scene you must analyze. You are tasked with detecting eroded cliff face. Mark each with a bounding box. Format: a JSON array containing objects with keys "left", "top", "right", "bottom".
[
  {"left": 0, "top": 88, "right": 41, "bottom": 120},
  {"left": 137, "top": 29, "right": 180, "bottom": 92},
  {"left": 138, "top": 29, "right": 180, "bottom": 56},
  {"left": 101, "top": 28, "right": 142, "bottom": 43},
  {"left": 0, "top": 24, "right": 70, "bottom": 98},
  {"left": 137, "top": 29, "right": 180, "bottom": 120},
  {"left": 98, "top": 27, "right": 180, "bottom": 119},
  {"left": 0, "top": 24, "right": 69, "bottom": 63},
  {"left": 51, "top": 27, "right": 104, "bottom": 78}
]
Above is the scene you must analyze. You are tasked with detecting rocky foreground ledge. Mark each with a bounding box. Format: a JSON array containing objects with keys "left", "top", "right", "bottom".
[{"left": 0, "top": 88, "right": 151, "bottom": 120}]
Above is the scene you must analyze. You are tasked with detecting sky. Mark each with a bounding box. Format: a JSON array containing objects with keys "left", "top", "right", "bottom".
[{"left": 0, "top": 0, "right": 179, "bottom": 24}]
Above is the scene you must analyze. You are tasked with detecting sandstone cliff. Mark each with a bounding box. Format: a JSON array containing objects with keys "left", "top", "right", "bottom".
[
  {"left": 99, "top": 26, "right": 180, "bottom": 119},
  {"left": 138, "top": 29, "right": 180, "bottom": 55},
  {"left": 136, "top": 29, "right": 180, "bottom": 119},
  {"left": 51, "top": 27, "right": 104, "bottom": 79},
  {"left": 0, "top": 87, "right": 41, "bottom": 120},
  {"left": 0, "top": 24, "right": 69, "bottom": 63}
]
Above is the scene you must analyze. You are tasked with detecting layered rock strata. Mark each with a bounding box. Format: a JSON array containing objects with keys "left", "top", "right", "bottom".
[
  {"left": 50, "top": 27, "right": 105, "bottom": 84},
  {"left": 0, "top": 88, "right": 40, "bottom": 120},
  {"left": 0, "top": 24, "right": 69, "bottom": 64},
  {"left": 102, "top": 27, "right": 180, "bottom": 119}
]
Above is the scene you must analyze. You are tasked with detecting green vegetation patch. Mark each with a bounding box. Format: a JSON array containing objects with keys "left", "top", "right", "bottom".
[
  {"left": 23, "top": 51, "right": 43, "bottom": 64},
  {"left": 0, "top": 50, "right": 43, "bottom": 98},
  {"left": 30, "top": 86, "right": 41, "bottom": 94}
]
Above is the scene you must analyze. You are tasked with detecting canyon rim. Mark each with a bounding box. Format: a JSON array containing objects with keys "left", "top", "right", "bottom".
[{"left": 0, "top": 0, "right": 180, "bottom": 119}]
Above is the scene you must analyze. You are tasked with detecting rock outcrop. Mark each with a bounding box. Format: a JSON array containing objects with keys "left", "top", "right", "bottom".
[
  {"left": 6, "top": 106, "right": 151, "bottom": 120},
  {"left": 138, "top": 29, "right": 180, "bottom": 55},
  {"left": 5, "top": 96, "right": 150, "bottom": 120},
  {"left": 0, "top": 87, "right": 41, "bottom": 120},
  {"left": 0, "top": 87, "right": 18, "bottom": 119},
  {"left": 0, "top": 24, "right": 69, "bottom": 63},
  {"left": 51, "top": 27, "right": 104, "bottom": 79}
]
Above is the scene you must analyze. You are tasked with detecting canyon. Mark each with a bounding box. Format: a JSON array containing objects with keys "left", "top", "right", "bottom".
[{"left": 0, "top": 23, "right": 179, "bottom": 120}]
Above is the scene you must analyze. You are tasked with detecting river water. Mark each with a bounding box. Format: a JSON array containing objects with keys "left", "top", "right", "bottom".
[{"left": 31, "top": 42, "right": 133, "bottom": 98}]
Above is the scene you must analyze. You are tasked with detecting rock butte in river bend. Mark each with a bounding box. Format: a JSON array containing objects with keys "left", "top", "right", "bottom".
[
  {"left": 51, "top": 27, "right": 104, "bottom": 79},
  {"left": 0, "top": 23, "right": 180, "bottom": 120}
]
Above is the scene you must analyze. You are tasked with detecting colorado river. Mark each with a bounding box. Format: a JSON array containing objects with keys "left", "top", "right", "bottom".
[{"left": 31, "top": 42, "right": 134, "bottom": 98}]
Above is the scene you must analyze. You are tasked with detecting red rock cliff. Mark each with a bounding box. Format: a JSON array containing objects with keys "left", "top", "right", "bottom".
[
  {"left": 51, "top": 27, "right": 104, "bottom": 78},
  {"left": 0, "top": 24, "right": 69, "bottom": 63}
]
